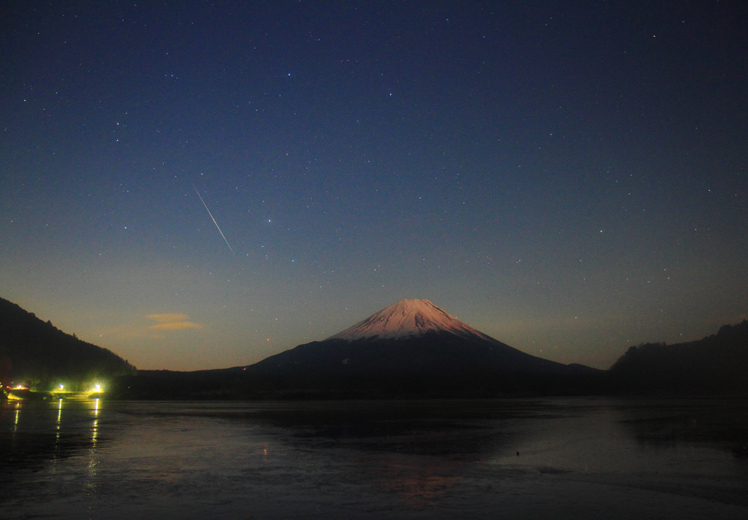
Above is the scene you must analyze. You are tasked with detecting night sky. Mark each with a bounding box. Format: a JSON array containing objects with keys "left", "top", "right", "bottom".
[{"left": 2, "top": 1, "right": 747, "bottom": 371}]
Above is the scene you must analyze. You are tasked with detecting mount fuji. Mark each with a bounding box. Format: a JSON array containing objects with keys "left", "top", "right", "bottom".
[
  {"left": 327, "top": 298, "right": 496, "bottom": 342},
  {"left": 246, "top": 299, "right": 591, "bottom": 377}
]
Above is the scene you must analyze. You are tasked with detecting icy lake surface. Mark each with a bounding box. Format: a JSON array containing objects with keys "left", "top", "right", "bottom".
[{"left": 1, "top": 397, "right": 747, "bottom": 519}]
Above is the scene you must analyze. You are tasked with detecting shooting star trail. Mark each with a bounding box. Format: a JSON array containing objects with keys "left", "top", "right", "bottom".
[{"left": 193, "top": 185, "right": 236, "bottom": 255}]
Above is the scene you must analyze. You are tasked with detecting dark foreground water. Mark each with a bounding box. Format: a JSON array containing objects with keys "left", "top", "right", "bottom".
[{"left": 1, "top": 398, "right": 747, "bottom": 519}]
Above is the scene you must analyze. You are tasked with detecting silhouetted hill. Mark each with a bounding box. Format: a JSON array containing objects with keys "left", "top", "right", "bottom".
[
  {"left": 610, "top": 320, "right": 748, "bottom": 395},
  {"left": 0, "top": 297, "right": 135, "bottom": 390}
]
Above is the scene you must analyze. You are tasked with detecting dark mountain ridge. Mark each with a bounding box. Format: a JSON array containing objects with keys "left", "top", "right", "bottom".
[
  {"left": 610, "top": 320, "right": 748, "bottom": 394},
  {"left": 0, "top": 297, "right": 135, "bottom": 390}
]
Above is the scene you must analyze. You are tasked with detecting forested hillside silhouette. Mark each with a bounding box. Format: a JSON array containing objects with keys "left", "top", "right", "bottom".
[
  {"left": 610, "top": 320, "right": 748, "bottom": 394},
  {"left": 0, "top": 297, "right": 135, "bottom": 390}
]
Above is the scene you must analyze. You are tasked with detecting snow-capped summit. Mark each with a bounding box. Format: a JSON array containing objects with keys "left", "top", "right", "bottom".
[{"left": 327, "top": 298, "right": 494, "bottom": 342}]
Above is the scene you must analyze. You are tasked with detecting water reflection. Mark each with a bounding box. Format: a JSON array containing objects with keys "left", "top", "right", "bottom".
[
  {"left": 87, "top": 398, "right": 100, "bottom": 493},
  {"left": 92, "top": 398, "right": 99, "bottom": 445},
  {"left": 376, "top": 454, "right": 465, "bottom": 508},
  {"left": 246, "top": 399, "right": 536, "bottom": 457},
  {"left": 2, "top": 398, "right": 748, "bottom": 519},
  {"left": 0, "top": 398, "right": 105, "bottom": 476},
  {"left": 616, "top": 399, "right": 748, "bottom": 460},
  {"left": 55, "top": 398, "right": 62, "bottom": 450}
]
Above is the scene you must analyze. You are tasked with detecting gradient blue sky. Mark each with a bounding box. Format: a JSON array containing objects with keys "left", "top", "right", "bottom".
[{"left": 2, "top": 1, "right": 747, "bottom": 370}]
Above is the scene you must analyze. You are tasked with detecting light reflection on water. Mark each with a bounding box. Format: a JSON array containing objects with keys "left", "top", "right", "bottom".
[{"left": 1, "top": 398, "right": 747, "bottom": 519}]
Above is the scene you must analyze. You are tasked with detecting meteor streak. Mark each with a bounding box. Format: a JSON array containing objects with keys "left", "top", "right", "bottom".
[{"left": 193, "top": 185, "right": 235, "bottom": 255}]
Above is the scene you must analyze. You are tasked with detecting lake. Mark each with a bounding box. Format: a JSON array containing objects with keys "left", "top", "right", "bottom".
[{"left": 1, "top": 397, "right": 747, "bottom": 519}]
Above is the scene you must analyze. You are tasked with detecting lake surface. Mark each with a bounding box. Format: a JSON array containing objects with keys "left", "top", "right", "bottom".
[{"left": 1, "top": 397, "right": 747, "bottom": 519}]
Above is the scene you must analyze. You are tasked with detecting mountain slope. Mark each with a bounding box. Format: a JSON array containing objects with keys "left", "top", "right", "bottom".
[
  {"left": 248, "top": 299, "right": 592, "bottom": 377},
  {"left": 0, "top": 297, "right": 135, "bottom": 389},
  {"left": 610, "top": 320, "right": 748, "bottom": 394}
]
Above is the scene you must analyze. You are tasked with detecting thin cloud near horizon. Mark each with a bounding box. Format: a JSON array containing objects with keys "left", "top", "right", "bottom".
[{"left": 146, "top": 313, "right": 203, "bottom": 331}]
